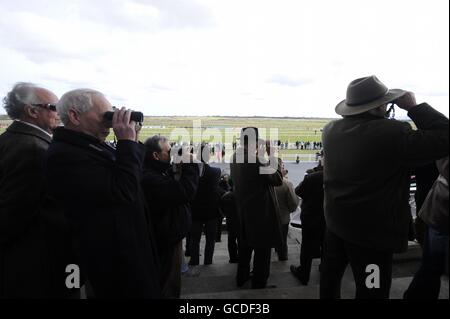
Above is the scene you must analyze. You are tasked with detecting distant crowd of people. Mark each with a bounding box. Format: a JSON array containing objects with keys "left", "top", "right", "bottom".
[
  {"left": 271, "top": 140, "right": 323, "bottom": 150},
  {"left": 0, "top": 75, "right": 448, "bottom": 299},
  {"left": 167, "top": 142, "right": 229, "bottom": 163}
]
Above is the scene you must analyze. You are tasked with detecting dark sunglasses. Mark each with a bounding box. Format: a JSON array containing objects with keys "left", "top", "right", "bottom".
[{"left": 31, "top": 103, "right": 57, "bottom": 112}]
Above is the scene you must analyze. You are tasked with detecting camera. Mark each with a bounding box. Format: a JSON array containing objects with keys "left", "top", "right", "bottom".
[{"left": 103, "top": 108, "right": 144, "bottom": 123}]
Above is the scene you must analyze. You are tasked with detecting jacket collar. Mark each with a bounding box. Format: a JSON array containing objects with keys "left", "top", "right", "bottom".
[
  {"left": 7, "top": 120, "right": 52, "bottom": 144},
  {"left": 52, "top": 127, "right": 115, "bottom": 161},
  {"left": 146, "top": 159, "right": 172, "bottom": 174},
  {"left": 343, "top": 113, "right": 385, "bottom": 120}
]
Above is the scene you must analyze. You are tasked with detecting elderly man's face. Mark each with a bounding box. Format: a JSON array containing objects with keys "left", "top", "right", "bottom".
[
  {"left": 76, "top": 94, "right": 113, "bottom": 142},
  {"left": 34, "top": 88, "right": 60, "bottom": 133},
  {"left": 157, "top": 141, "right": 172, "bottom": 163}
]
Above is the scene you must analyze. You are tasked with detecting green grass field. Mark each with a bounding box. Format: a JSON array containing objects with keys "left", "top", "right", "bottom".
[
  {"left": 0, "top": 116, "right": 332, "bottom": 141},
  {"left": 0, "top": 116, "right": 333, "bottom": 161},
  {"left": 117, "top": 116, "right": 330, "bottom": 143}
]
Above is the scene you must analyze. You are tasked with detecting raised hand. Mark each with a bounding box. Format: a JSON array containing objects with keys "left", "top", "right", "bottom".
[
  {"left": 112, "top": 107, "right": 137, "bottom": 141},
  {"left": 395, "top": 92, "right": 417, "bottom": 111}
]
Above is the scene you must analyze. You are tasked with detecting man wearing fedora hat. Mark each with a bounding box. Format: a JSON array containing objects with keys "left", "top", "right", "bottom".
[{"left": 320, "top": 75, "right": 449, "bottom": 299}]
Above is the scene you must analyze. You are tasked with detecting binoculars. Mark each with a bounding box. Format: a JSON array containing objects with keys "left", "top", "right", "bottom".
[{"left": 103, "top": 107, "right": 144, "bottom": 123}]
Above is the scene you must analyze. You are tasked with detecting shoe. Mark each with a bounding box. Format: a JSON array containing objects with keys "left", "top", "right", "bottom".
[
  {"left": 183, "top": 266, "right": 201, "bottom": 277},
  {"left": 290, "top": 265, "right": 308, "bottom": 285},
  {"left": 236, "top": 274, "right": 251, "bottom": 287},
  {"left": 290, "top": 265, "right": 299, "bottom": 275},
  {"left": 181, "top": 261, "right": 189, "bottom": 274}
]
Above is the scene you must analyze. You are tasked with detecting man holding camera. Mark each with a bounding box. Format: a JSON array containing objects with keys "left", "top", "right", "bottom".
[
  {"left": 141, "top": 136, "right": 200, "bottom": 298},
  {"left": 321, "top": 76, "right": 449, "bottom": 299},
  {"left": 230, "top": 128, "right": 283, "bottom": 289},
  {"left": 45, "top": 89, "right": 161, "bottom": 298}
]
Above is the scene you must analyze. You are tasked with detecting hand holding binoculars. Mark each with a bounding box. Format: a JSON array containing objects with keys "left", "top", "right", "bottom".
[{"left": 103, "top": 107, "right": 144, "bottom": 123}]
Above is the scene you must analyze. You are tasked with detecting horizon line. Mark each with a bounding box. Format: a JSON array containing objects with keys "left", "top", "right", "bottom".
[{"left": 0, "top": 113, "right": 338, "bottom": 120}]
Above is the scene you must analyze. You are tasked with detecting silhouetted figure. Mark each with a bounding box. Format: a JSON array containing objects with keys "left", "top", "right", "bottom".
[
  {"left": 189, "top": 145, "right": 221, "bottom": 265},
  {"left": 290, "top": 165, "right": 325, "bottom": 285},
  {"left": 412, "top": 163, "right": 439, "bottom": 246},
  {"left": 216, "top": 174, "right": 232, "bottom": 242},
  {"left": 46, "top": 90, "right": 161, "bottom": 298},
  {"left": 274, "top": 163, "right": 299, "bottom": 261},
  {"left": 0, "top": 83, "right": 75, "bottom": 298},
  {"left": 220, "top": 191, "right": 240, "bottom": 263},
  {"left": 321, "top": 76, "right": 449, "bottom": 299},
  {"left": 231, "top": 128, "right": 283, "bottom": 289},
  {"left": 404, "top": 157, "right": 449, "bottom": 299},
  {"left": 142, "top": 135, "right": 199, "bottom": 298}
]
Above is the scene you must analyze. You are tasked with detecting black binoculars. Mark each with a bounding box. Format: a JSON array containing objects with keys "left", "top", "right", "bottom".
[{"left": 103, "top": 110, "right": 144, "bottom": 123}]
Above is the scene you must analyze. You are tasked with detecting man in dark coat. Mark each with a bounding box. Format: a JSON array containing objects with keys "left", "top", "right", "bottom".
[
  {"left": 220, "top": 190, "right": 240, "bottom": 263},
  {"left": 45, "top": 89, "right": 161, "bottom": 298},
  {"left": 321, "top": 76, "right": 449, "bottom": 299},
  {"left": 141, "top": 135, "right": 199, "bottom": 298},
  {"left": 404, "top": 156, "right": 448, "bottom": 299},
  {"left": 189, "top": 144, "right": 221, "bottom": 265},
  {"left": 0, "top": 83, "right": 74, "bottom": 298},
  {"left": 290, "top": 164, "right": 325, "bottom": 285},
  {"left": 230, "top": 128, "right": 283, "bottom": 289},
  {"left": 216, "top": 174, "right": 232, "bottom": 243}
]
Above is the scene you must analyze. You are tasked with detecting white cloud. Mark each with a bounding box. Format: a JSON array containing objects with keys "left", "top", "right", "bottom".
[{"left": 0, "top": 0, "right": 448, "bottom": 118}]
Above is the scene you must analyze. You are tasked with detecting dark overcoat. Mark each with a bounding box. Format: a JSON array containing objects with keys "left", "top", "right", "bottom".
[
  {"left": 45, "top": 127, "right": 161, "bottom": 298},
  {"left": 322, "top": 104, "right": 449, "bottom": 253},
  {"left": 0, "top": 121, "right": 74, "bottom": 298},
  {"left": 295, "top": 169, "right": 326, "bottom": 231},
  {"left": 191, "top": 164, "right": 221, "bottom": 222},
  {"left": 230, "top": 150, "right": 283, "bottom": 248},
  {"left": 141, "top": 160, "right": 199, "bottom": 253}
]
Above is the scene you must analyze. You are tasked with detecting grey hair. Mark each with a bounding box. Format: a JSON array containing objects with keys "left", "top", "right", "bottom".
[
  {"left": 3, "top": 82, "right": 41, "bottom": 120},
  {"left": 144, "top": 135, "right": 169, "bottom": 155},
  {"left": 57, "top": 89, "right": 103, "bottom": 125}
]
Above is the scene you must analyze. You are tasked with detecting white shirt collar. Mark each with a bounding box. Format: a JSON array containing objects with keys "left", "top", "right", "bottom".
[{"left": 15, "top": 120, "right": 52, "bottom": 138}]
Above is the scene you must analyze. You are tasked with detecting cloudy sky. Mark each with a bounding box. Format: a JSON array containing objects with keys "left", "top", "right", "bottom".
[{"left": 0, "top": 0, "right": 448, "bottom": 117}]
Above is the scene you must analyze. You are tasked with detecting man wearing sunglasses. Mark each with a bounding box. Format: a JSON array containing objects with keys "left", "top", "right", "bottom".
[{"left": 0, "top": 82, "right": 72, "bottom": 298}]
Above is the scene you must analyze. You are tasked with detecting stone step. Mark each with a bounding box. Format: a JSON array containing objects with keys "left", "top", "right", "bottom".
[
  {"left": 181, "top": 232, "right": 447, "bottom": 299},
  {"left": 182, "top": 276, "right": 449, "bottom": 299},
  {"left": 181, "top": 259, "right": 422, "bottom": 295}
]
